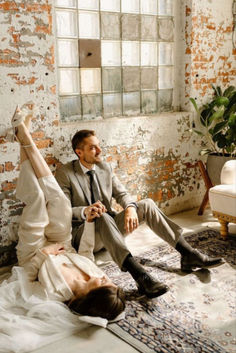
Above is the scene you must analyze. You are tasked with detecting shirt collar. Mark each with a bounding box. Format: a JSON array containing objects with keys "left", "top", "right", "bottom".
[{"left": 79, "top": 160, "right": 96, "bottom": 175}]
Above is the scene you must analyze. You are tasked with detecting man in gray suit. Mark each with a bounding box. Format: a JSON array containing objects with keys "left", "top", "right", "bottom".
[{"left": 55, "top": 130, "right": 222, "bottom": 298}]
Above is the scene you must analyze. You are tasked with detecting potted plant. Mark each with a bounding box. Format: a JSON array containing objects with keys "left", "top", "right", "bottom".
[{"left": 190, "top": 84, "right": 236, "bottom": 185}]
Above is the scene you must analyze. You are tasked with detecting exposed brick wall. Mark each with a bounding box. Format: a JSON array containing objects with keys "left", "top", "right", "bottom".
[
  {"left": 0, "top": 0, "right": 235, "bottom": 266},
  {"left": 107, "top": 146, "right": 201, "bottom": 206},
  {"left": 182, "top": 0, "right": 236, "bottom": 109},
  {"left": 54, "top": 113, "right": 203, "bottom": 216},
  {"left": 0, "top": 0, "right": 58, "bottom": 266}
]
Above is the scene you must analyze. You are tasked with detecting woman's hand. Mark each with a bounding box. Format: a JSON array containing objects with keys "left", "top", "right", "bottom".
[{"left": 41, "top": 243, "right": 65, "bottom": 256}]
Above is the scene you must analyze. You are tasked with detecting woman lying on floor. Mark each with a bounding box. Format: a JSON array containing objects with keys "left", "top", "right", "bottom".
[{"left": 10, "top": 105, "right": 125, "bottom": 320}]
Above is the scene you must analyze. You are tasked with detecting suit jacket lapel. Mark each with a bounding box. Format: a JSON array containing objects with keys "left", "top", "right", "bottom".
[{"left": 73, "top": 160, "right": 91, "bottom": 204}]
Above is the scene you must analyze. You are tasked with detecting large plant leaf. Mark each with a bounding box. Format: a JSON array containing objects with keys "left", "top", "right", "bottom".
[
  {"left": 200, "top": 106, "right": 216, "bottom": 126},
  {"left": 223, "top": 85, "right": 235, "bottom": 97},
  {"left": 226, "top": 145, "right": 235, "bottom": 153},
  {"left": 225, "top": 129, "right": 236, "bottom": 144},
  {"left": 227, "top": 102, "right": 236, "bottom": 116},
  {"left": 208, "top": 127, "right": 214, "bottom": 135},
  {"left": 208, "top": 106, "right": 225, "bottom": 125},
  {"left": 217, "top": 135, "right": 227, "bottom": 148},
  {"left": 193, "top": 129, "right": 204, "bottom": 136},
  {"left": 211, "top": 84, "right": 222, "bottom": 96},
  {"left": 189, "top": 98, "right": 200, "bottom": 113},
  {"left": 226, "top": 92, "right": 236, "bottom": 111},
  {"left": 211, "top": 84, "right": 219, "bottom": 96},
  {"left": 189, "top": 85, "right": 236, "bottom": 155},
  {"left": 211, "top": 121, "right": 228, "bottom": 135},
  {"left": 224, "top": 103, "right": 236, "bottom": 121},
  {"left": 215, "top": 96, "right": 229, "bottom": 107},
  {"left": 228, "top": 113, "right": 236, "bottom": 129},
  {"left": 200, "top": 149, "right": 212, "bottom": 155},
  {"left": 212, "top": 132, "right": 223, "bottom": 142},
  {"left": 216, "top": 86, "right": 222, "bottom": 96},
  {"left": 208, "top": 99, "right": 218, "bottom": 108}
]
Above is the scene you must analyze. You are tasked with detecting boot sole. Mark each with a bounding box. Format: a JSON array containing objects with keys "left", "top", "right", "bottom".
[
  {"left": 181, "top": 259, "right": 223, "bottom": 272},
  {"left": 138, "top": 286, "right": 169, "bottom": 298}
]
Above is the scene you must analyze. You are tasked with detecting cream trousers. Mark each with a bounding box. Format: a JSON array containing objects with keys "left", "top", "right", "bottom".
[{"left": 16, "top": 160, "right": 73, "bottom": 266}]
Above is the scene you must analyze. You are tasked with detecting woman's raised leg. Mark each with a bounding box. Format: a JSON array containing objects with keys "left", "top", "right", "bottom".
[
  {"left": 16, "top": 121, "right": 51, "bottom": 179},
  {"left": 16, "top": 119, "right": 49, "bottom": 267},
  {"left": 16, "top": 115, "right": 73, "bottom": 248}
]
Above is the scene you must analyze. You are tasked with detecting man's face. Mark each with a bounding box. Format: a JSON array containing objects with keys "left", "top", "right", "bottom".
[{"left": 76, "top": 135, "right": 102, "bottom": 167}]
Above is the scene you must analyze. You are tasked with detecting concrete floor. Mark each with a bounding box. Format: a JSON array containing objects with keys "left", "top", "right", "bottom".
[{"left": 33, "top": 207, "right": 236, "bottom": 353}]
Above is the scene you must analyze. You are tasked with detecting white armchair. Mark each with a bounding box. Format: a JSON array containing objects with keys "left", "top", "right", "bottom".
[{"left": 209, "top": 160, "right": 236, "bottom": 239}]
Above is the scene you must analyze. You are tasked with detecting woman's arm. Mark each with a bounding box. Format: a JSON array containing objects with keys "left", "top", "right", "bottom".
[
  {"left": 24, "top": 243, "right": 65, "bottom": 281},
  {"left": 41, "top": 243, "right": 65, "bottom": 256}
]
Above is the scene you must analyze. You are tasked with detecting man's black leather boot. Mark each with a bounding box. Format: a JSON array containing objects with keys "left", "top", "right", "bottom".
[
  {"left": 176, "top": 235, "right": 223, "bottom": 272},
  {"left": 123, "top": 254, "right": 169, "bottom": 298}
]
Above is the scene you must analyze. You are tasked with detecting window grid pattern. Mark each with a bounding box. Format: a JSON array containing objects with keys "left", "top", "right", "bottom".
[{"left": 55, "top": 0, "right": 174, "bottom": 121}]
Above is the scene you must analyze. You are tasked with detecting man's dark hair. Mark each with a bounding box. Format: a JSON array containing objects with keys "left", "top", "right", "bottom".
[
  {"left": 71, "top": 130, "right": 95, "bottom": 154},
  {"left": 68, "top": 285, "right": 125, "bottom": 320}
]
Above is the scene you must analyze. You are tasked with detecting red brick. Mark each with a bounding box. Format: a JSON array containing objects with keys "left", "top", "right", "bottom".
[
  {"left": 12, "top": 33, "right": 20, "bottom": 44},
  {"left": 52, "top": 120, "right": 59, "bottom": 126},
  {"left": 5, "top": 162, "right": 14, "bottom": 172},
  {"left": 1, "top": 180, "right": 16, "bottom": 191},
  {"left": 206, "top": 24, "right": 216, "bottom": 30},
  {"left": 25, "top": 4, "right": 51, "bottom": 13},
  {"left": 31, "top": 131, "right": 45, "bottom": 139},
  {"left": 8, "top": 73, "right": 38, "bottom": 86},
  {"left": 106, "top": 156, "right": 113, "bottom": 162},
  {"left": 0, "top": 1, "right": 18, "bottom": 11},
  {"left": 50, "top": 85, "right": 56, "bottom": 94},
  {"left": 186, "top": 6, "right": 191, "bottom": 16},
  {"left": 35, "top": 139, "right": 53, "bottom": 149},
  {"left": 36, "top": 84, "right": 44, "bottom": 91},
  {"left": 45, "top": 155, "right": 60, "bottom": 166},
  {"left": 149, "top": 190, "right": 163, "bottom": 202}
]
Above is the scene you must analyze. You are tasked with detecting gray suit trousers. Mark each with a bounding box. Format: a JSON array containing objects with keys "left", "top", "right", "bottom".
[{"left": 72, "top": 198, "right": 183, "bottom": 270}]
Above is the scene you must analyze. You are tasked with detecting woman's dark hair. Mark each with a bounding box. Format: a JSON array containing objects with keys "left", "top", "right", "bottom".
[
  {"left": 68, "top": 285, "right": 125, "bottom": 320},
  {"left": 71, "top": 129, "right": 95, "bottom": 154}
]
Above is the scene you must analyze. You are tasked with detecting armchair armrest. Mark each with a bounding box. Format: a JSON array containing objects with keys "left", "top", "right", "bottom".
[{"left": 220, "top": 160, "right": 236, "bottom": 185}]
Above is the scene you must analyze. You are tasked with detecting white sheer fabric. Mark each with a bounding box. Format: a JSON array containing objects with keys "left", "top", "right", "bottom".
[
  {"left": 0, "top": 154, "right": 126, "bottom": 353},
  {"left": 0, "top": 266, "right": 104, "bottom": 353}
]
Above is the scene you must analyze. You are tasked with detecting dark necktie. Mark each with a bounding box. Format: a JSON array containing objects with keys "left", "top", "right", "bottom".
[{"left": 87, "top": 170, "right": 101, "bottom": 204}]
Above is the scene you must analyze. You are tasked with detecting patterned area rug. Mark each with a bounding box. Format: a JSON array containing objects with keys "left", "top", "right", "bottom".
[{"left": 102, "top": 229, "right": 236, "bottom": 353}]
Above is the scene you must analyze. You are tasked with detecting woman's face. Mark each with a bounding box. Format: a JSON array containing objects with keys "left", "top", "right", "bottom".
[
  {"left": 73, "top": 276, "right": 116, "bottom": 297},
  {"left": 87, "top": 276, "right": 116, "bottom": 292}
]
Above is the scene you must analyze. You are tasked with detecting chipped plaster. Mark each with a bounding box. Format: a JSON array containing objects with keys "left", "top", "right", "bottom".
[{"left": 0, "top": 0, "right": 235, "bottom": 265}]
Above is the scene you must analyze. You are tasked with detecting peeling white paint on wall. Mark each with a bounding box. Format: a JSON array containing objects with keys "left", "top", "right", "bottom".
[{"left": 0, "top": 0, "right": 235, "bottom": 265}]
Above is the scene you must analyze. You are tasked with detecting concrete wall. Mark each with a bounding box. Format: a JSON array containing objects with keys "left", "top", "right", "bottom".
[{"left": 0, "top": 0, "right": 235, "bottom": 266}]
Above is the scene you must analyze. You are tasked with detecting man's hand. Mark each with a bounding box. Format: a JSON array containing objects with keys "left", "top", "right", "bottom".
[
  {"left": 84, "top": 201, "right": 107, "bottom": 222},
  {"left": 41, "top": 243, "right": 65, "bottom": 256},
  {"left": 125, "top": 206, "right": 139, "bottom": 233}
]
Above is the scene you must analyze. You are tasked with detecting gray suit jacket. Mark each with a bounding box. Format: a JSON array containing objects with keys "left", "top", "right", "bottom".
[{"left": 55, "top": 160, "right": 135, "bottom": 226}]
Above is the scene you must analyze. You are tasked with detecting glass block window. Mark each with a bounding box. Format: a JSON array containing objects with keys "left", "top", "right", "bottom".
[{"left": 55, "top": 0, "right": 174, "bottom": 121}]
